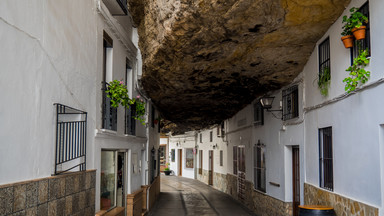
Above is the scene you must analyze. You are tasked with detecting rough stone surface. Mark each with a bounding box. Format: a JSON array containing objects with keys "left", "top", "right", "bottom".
[
  {"left": 0, "top": 170, "right": 96, "bottom": 216},
  {"left": 129, "top": 0, "right": 351, "bottom": 132},
  {"left": 304, "top": 183, "right": 379, "bottom": 216}
]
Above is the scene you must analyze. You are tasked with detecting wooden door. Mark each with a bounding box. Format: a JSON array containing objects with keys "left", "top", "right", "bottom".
[
  {"left": 208, "top": 150, "right": 213, "bottom": 185},
  {"left": 292, "top": 146, "right": 300, "bottom": 216},
  {"left": 178, "top": 149, "right": 183, "bottom": 176}
]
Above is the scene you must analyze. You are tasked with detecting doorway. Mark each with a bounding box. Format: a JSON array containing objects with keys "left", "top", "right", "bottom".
[
  {"left": 208, "top": 150, "right": 213, "bottom": 185},
  {"left": 178, "top": 149, "right": 183, "bottom": 176},
  {"left": 292, "top": 146, "right": 300, "bottom": 216},
  {"left": 237, "top": 146, "right": 245, "bottom": 201}
]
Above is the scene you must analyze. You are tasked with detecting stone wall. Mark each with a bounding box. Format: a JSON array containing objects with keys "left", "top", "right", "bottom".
[
  {"left": 212, "top": 172, "right": 227, "bottom": 193},
  {"left": 197, "top": 169, "right": 209, "bottom": 185},
  {"left": 226, "top": 174, "right": 292, "bottom": 216},
  {"left": 0, "top": 170, "right": 95, "bottom": 216},
  {"left": 304, "top": 183, "right": 378, "bottom": 216}
]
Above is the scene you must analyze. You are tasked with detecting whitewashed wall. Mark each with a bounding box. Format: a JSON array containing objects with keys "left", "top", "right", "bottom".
[{"left": 168, "top": 132, "right": 196, "bottom": 179}]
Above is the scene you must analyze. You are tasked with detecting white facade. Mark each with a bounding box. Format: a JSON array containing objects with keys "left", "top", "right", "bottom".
[
  {"left": 192, "top": 0, "right": 384, "bottom": 215},
  {"left": 0, "top": 0, "right": 160, "bottom": 213}
]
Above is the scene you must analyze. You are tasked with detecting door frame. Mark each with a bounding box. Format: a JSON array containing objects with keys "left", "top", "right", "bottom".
[
  {"left": 292, "top": 146, "right": 300, "bottom": 216},
  {"left": 208, "top": 150, "right": 213, "bottom": 185},
  {"left": 178, "top": 149, "right": 183, "bottom": 176}
]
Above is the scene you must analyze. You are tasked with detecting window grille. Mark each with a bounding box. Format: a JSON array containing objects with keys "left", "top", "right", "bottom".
[
  {"left": 351, "top": 2, "right": 370, "bottom": 61},
  {"left": 171, "top": 149, "right": 175, "bottom": 162},
  {"left": 210, "top": 131, "right": 213, "bottom": 142},
  {"left": 254, "top": 142, "right": 266, "bottom": 192},
  {"left": 220, "top": 150, "right": 223, "bottom": 166},
  {"left": 200, "top": 133, "right": 202, "bottom": 143},
  {"left": 125, "top": 104, "right": 136, "bottom": 135},
  {"left": 253, "top": 102, "right": 264, "bottom": 125},
  {"left": 102, "top": 82, "right": 117, "bottom": 131},
  {"left": 319, "top": 37, "right": 331, "bottom": 81},
  {"left": 319, "top": 127, "right": 333, "bottom": 191},
  {"left": 54, "top": 104, "right": 87, "bottom": 175},
  {"left": 199, "top": 150, "right": 203, "bottom": 174},
  {"left": 233, "top": 146, "right": 238, "bottom": 175},
  {"left": 282, "top": 85, "right": 299, "bottom": 120}
]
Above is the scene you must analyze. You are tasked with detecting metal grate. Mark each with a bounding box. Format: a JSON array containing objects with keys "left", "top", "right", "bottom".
[
  {"left": 54, "top": 104, "right": 87, "bottom": 175},
  {"left": 351, "top": 2, "right": 370, "bottom": 61},
  {"left": 319, "top": 127, "right": 333, "bottom": 191},
  {"left": 125, "top": 104, "right": 136, "bottom": 135},
  {"left": 254, "top": 142, "right": 266, "bottom": 192},
  {"left": 319, "top": 37, "right": 331, "bottom": 81},
  {"left": 282, "top": 85, "right": 299, "bottom": 121},
  {"left": 253, "top": 102, "right": 264, "bottom": 125},
  {"left": 102, "top": 82, "right": 117, "bottom": 131}
]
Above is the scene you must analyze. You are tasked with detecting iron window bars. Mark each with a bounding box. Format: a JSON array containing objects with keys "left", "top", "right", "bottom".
[
  {"left": 319, "top": 37, "right": 331, "bottom": 81},
  {"left": 319, "top": 127, "right": 333, "bottom": 191},
  {"left": 125, "top": 104, "right": 136, "bottom": 135},
  {"left": 254, "top": 141, "right": 266, "bottom": 192},
  {"left": 351, "top": 2, "right": 370, "bottom": 62},
  {"left": 102, "top": 82, "right": 117, "bottom": 131},
  {"left": 253, "top": 102, "right": 264, "bottom": 125},
  {"left": 282, "top": 85, "right": 299, "bottom": 121},
  {"left": 54, "top": 103, "right": 87, "bottom": 175}
]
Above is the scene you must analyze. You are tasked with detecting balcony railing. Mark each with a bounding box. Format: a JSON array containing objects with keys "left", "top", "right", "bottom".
[
  {"left": 54, "top": 104, "right": 87, "bottom": 175},
  {"left": 125, "top": 103, "right": 136, "bottom": 135}
]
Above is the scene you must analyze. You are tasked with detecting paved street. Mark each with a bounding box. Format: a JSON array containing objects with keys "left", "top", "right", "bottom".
[{"left": 148, "top": 175, "right": 256, "bottom": 216}]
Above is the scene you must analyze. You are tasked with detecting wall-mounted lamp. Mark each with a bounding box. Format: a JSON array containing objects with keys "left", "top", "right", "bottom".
[
  {"left": 213, "top": 144, "right": 218, "bottom": 149},
  {"left": 259, "top": 96, "right": 283, "bottom": 119}
]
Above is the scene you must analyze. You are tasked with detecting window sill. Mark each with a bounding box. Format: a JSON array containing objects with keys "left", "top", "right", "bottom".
[{"left": 99, "top": 129, "right": 117, "bottom": 135}]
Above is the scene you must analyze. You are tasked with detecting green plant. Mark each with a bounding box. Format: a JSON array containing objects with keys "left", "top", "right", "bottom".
[
  {"left": 318, "top": 66, "right": 331, "bottom": 96},
  {"left": 343, "top": 49, "right": 370, "bottom": 93},
  {"left": 341, "top": 7, "right": 368, "bottom": 36},
  {"left": 164, "top": 163, "right": 170, "bottom": 171},
  {"left": 105, "top": 80, "right": 146, "bottom": 124}
]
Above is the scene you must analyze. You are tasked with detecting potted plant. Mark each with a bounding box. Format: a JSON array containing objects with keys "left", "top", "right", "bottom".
[
  {"left": 318, "top": 66, "right": 331, "bottom": 96},
  {"left": 164, "top": 163, "right": 171, "bottom": 175},
  {"left": 343, "top": 49, "right": 370, "bottom": 93},
  {"left": 341, "top": 7, "right": 368, "bottom": 45},
  {"left": 105, "top": 80, "right": 146, "bottom": 124}
]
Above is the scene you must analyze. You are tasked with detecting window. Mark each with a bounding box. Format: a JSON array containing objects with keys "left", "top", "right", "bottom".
[
  {"left": 217, "top": 122, "right": 225, "bottom": 137},
  {"left": 319, "top": 37, "right": 331, "bottom": 82},
  {"left": 199, "top": 150, "right": 203, "bottom": 174},
  {"left": 151, "top": 105, "right": 155, "bottom": 128},
  {"left": 233, "top": 146, "right": 238, "bottom": 175},
  {"left": 238, "top": 147, "right": 245, "bottom": 173},
  {"left": 185, "top": 148, "right": 194, "bottom": 168},
  {"left": 282, "top": 85, "right": 299, "bottom": 121},
  {"left": 125, "top": 61, "right": 136, "bottom": 135},
  {"left": 254, "top": 142, "right": 266, "bottom": 192},
  {"left": 200, "top": 133, "right": 202, "bottom": 143},
  {"left": 253, "top": 102, "right": 264, "bottom": 125},
  {"left": 220, "top": 150, "right": 223, "bottom": 166},
  {"left": 171, "top": 149, "right": 175, "bottom": 162},
  {"left": 159, "top": 146, "right": 165, "bottom": 167},
  {"left": 102, "top": 32, "right": 117, "bottom": 130},
  {"left": 210, "top": 131, "right": 213, "bottom": 142},
  {"left": 319, "top": 127, "right": 333, "bottom": 191},
  {"left": 100, "top": 151, "right": 126, "bottom": 210},
  {"left": 351, "top": 2, "right": 370, "bottom": 61}
]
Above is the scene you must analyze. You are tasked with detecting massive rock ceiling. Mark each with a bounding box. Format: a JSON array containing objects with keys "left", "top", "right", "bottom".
[{"left": 128, "top": 0, "right": 350, "bottom": 133}]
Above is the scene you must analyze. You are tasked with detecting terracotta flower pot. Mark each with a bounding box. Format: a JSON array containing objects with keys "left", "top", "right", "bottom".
[
  {"left": 341, "top": 35, "right": 354, "bottom": 48},
  {"left": 352, "top": 26, "right": 366, "bottom": 40}
]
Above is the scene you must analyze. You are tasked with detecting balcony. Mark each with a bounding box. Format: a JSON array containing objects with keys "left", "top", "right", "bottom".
[{"left": 103, "top": 0, "right": 128, "bottom": 15}]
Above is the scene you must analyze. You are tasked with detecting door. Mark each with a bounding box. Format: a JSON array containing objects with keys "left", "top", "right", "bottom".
[
  {"left": 237, "top": 146, "right": 246, "bottom": 201},
  {"left": 117, "top": 152, "right": 126, "bottom": 208},
  {"left": 292, "top": 146, "right": 300, "bottom": 216},
  {"left": 178, "top": 149, "right": 183, "bottom": 176},
  {"left": 208, "top": 150, "right": 213, "bottom": 185}
]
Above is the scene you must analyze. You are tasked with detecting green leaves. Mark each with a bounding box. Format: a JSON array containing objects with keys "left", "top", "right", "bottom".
[
  {"left": 341, "top": 7, "right": 368, "bottom": 36},
  {"left": 318, "top": 66, "right": 331, "bottom": 96},
  {"left": 105, "top": 80, "right": 146, "bottom": 124},
  {"left": 343, "top": 49, "right": 370, "bottom": 93}
]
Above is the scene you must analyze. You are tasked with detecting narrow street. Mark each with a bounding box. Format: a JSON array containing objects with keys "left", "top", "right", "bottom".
[{"left": 148, "top": 175, "right": 256, "bottom": 216}]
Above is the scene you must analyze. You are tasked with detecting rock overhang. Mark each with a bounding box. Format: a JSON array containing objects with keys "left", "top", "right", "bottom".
[{"left": 129, "top": 0, "right": 350, "bottom": 133}]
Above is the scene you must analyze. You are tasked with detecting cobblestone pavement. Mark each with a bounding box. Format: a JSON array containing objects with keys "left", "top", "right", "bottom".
[{"left": 148, "top": 174, "right": 256, "bottom": 216}]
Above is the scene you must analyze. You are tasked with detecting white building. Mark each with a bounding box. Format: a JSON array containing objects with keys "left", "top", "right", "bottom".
[
  {"left": 183, "top": 0, "right": 384, "bottom": 215},
  {"left": 0, "top": 0, "right": 160, "bottom": 215}
]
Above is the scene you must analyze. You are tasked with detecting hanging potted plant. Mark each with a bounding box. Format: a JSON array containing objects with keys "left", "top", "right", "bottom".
[
  {"left": 343, "top": 48, "right": 370, "bottom": 93},
  {"left": 105, "top": 80, "right": 146, "bottom": 124},
  {"left": 317, "top": 66, "right": 331, "bottom": 96},
  {"left": 341, "top": 7, "right": 368, "bottom": 46}
]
